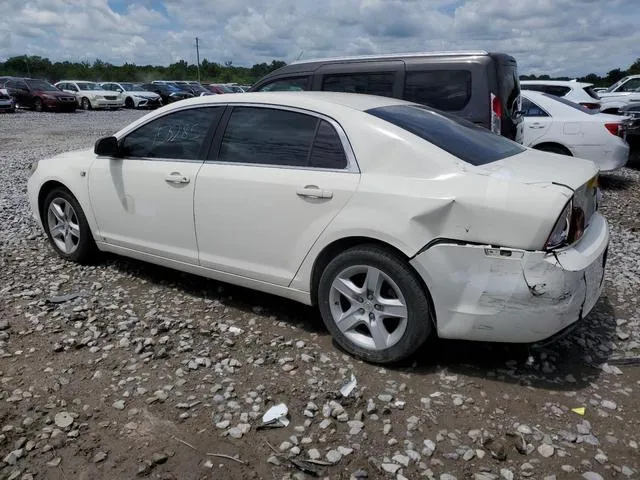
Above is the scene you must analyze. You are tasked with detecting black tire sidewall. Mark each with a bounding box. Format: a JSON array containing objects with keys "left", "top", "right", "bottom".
[
  {"left": 43, "top": 188, "right": 97, "bottom": 264},
  {"left": 317, "top": 246, "right": 432, "bottom": 364},
  {"left": 82, "top": 98, "right": 91, "bottom": 110},
  {"left": 34, "top": 99, "right": 43, "bottom": 112},
  {"left": 125, "top": 97, "right": 134, "bottom": 108}
]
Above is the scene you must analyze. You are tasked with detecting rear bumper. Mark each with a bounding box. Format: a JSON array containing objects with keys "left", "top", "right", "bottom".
[
  {"left": 572, "top": 140, "right": 629, "bottom": 172},
  {"left": 410, "top": 213, "right": 609, "bottom": 343}
]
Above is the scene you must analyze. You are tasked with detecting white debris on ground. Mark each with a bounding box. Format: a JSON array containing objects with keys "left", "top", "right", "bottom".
[{"left": 0, "top": 110, "right": 639, "bottom": 479}]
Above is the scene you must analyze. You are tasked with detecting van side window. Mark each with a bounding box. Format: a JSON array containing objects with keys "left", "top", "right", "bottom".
[
  {"left": 257, "top": 77, "right": 309, "bottom": 92},
  {"left": 404, "top": 70, "right": 472, "bottom": 111},
  {"left": 322, "top": 72, "right": 395, "bottom": 97}
]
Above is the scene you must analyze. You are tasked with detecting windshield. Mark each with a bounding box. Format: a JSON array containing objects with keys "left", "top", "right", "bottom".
[
  {"left": 77, "top": 82, "right": 100, "bottom": 91},
  {"left": 542, "top": 93, "right": 598, "bottom": 114},
  {"left": 606, "top": 78, "right": 628, "bottom": 93},
  {"left": 26, "top": 80, "right": 59, "bottom": 92},
  {"left": 366, "top": 104, "right": 525, "bottom": 166},
  {"left": 121, "top": 83, "right": 145, "bottom": 92}
]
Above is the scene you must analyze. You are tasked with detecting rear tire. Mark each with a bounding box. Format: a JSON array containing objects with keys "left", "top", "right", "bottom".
[
  {"left": 42, "top": 188, "right": 98, "bottom": 264},
  {"left": 317, "top": 245, "right": 432, "bottom": 364}
]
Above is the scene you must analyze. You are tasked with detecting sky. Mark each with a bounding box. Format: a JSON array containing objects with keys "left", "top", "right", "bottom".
[{"left": 0, "top": 0, "right": 638, "bottom": 77}]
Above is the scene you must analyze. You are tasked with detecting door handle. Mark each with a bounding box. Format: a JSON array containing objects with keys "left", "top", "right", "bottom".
[
  {"left": 528, "top": 124, "right": 545, "bottom": 129},
  {"left": 296, "top": 185, "right": 333, "bottom": 199},
  {"left": 165, "top": 172, "right": 190, "bottom": 184}
]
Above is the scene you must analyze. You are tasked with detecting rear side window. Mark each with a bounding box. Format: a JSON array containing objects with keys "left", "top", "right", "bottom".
[
  {"left": 121, "top": 107, "right": 221, "bottom": 160},
  {"left": 404, "top": 70, "right": 471, "bottom": 111},
  {"left": 309, "top": 121, "right": 348, "bottom": 169},
  {"left": 322, "top": 72, "right": 395, "bottom": 97},
  {"left": 521, "top": 98, "right": 549, "bottom": 117},
  {"left": 541, "top": 94, "right": 597, "bottom": 114},
  {"left": 583, "top": 86, "right": 600, "bottom": 100},
  {"left": 218, "top": 107, "right": 348, "bottom": 169},
  {"left": 219, "top": 107, "right": 317, "bottom": 166},
  {"left": 257, "top": 77, "right": 309, "bottom": 92},
  {"left": 367, "top": 105, "right": 525, "bottom": 166}
]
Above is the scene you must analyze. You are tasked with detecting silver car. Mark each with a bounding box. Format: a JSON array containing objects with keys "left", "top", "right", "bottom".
[{"left": 0, "top": 88, "right": 16, "bottom": 112}]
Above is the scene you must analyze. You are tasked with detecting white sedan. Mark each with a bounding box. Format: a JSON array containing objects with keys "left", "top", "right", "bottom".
[
  {"left": 99, "top": 82, "right": 162, "bottom": 109},
  {"left": 521, "top": 90, "right": 629, "bottom": 172},
  {"left": 55, "top": 80, "right": 124, "bottom": 110},
  {"left": 27, "top": 92, "right": 609, "bottom": 363}
]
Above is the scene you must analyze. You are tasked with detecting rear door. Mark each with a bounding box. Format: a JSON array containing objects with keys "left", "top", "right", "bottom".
[
  {"left": 315, "top": 61, "right": 404, "bottom": 99},
  {"left": 194, "top": 105, "right": 360, "bottom": 286},
  {"left": 521, "top": 97, "right": 552, "bottom": 146}
]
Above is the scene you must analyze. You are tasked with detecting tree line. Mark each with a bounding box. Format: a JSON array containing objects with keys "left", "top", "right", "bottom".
[
  {"left": 1, "top": 55, "right": 639, "bottom": 87},
  {"left": 520, "top": 58, "right": 640, "bottom": 87},
  {"left": 0, "top": 56, "right": 287, "bottom": 85}
]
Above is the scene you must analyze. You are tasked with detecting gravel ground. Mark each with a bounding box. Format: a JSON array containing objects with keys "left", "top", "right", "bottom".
[{"left": 1, "top": 109, "right": 639, "bottom": 480}]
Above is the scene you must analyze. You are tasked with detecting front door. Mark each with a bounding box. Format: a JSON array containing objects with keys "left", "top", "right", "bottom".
[
  {"left": 88, "top": 106, "right": 223, "bottom": 264},
  {"left": 194, "top": 105, "right": 360, "bottom": 286}
]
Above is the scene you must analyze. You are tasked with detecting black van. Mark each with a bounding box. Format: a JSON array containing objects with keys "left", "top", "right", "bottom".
[{"left": 249, "top": 51, "right": 523, "bottom": 142}]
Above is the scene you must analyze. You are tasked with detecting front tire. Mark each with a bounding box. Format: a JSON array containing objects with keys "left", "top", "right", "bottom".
[
  {"left": 43, "top": 188, "right": 97, "bottom": 264},
  {"left": 125, "top": 97, "right": 135, "bottom": 109},
  {"left": 317, "top": 245, "right": 432, "bottom": 364},
  {"left": 81, "top": 97, "right": 91, "bottom": 110},
  {"left": 34, "top": 98, "right": 44, "bottom": 112}
]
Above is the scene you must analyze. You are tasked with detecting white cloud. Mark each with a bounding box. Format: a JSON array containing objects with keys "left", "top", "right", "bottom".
[{"left": 0, "top": 0, "right": 638, "bottom": 77}]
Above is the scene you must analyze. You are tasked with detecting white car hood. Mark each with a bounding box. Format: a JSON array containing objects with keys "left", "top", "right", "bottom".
[{"left": 477, "top": 149, "right": 598, "bottom": 191}]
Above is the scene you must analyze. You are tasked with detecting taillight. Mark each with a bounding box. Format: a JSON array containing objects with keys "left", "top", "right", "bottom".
[
  {"left": 490, "top": 93, "right": 502, "bottom": 135},
  {"left": 544, "top": 200, "right": 572, "bottom": 250},
  {"left": 580, "top": 102, "right": 600, "bottom": 110},
  {"left": 604, "top": 123, "right": 623, "bottom": 137}
]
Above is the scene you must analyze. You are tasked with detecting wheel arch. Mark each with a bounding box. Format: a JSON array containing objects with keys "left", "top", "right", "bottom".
[
  {"left": 309, "top": 236, "right": 437, "bottom": 327},
  {"left": 37, "top": 180, "right": 73, "bottom": 224},
  {"left": 532, "top": 142, "right": 573, "bottom": 156}
]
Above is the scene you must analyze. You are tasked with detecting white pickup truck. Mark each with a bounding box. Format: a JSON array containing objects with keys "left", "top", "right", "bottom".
[{"left": 598, "top": 74, "right": 640, "bottom": 113}]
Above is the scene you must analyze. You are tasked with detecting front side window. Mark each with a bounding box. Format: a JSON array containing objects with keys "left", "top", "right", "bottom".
[
  {"left": 257, "top": 77, "right": 309, "bottom": 92},
  {"left": 217, "top": 107, "right": 348, "bottom": 169},
  {"left": 521, "top": 98, "right": 549, "bottom": 117},
  {"left": 322, "top": 72, "right": 394, "bottom": 97},
  {"left": 619, "top": 78, "right": 640, "bottom": 92},
  {"left": 367, "top": 104, "right": 525, "bottom": 166},
  {"left": 77, "top": 82, "right": 99, "bottom": 91},
  {"left": 120, "top": 107, "right": 221, "bottom": 160},
  {"left": 404, "top": 70, "right": 471, "bottom": 111}
]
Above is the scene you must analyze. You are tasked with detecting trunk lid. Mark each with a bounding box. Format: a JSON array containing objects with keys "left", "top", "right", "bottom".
[{"left": 477, "top": 148, "right": 598, "bottom": 191}]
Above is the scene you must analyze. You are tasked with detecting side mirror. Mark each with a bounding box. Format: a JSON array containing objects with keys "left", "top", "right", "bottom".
[{"left": 94, "top": 136, "right": 120, "bottom": 157}]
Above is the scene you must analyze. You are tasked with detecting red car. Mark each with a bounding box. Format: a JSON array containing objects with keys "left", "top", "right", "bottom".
[
  {"left": 205, "top": 84, "right": 236, "bottom": 94},
  {"left": 1, "top": 77, "right": 77, "bottom": 112}
]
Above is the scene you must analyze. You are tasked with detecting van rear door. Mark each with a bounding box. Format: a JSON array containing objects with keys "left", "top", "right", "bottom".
[{"left": 491, "top": 54, "right": 523, "bottom": 142}]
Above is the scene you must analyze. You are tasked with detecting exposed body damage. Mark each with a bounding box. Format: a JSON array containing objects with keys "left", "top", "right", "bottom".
[{"left": 410, "top": 213, "right": 608, "bottom": 343}]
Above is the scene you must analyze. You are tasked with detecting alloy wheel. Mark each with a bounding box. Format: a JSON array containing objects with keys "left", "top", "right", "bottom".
[
  {"left": 47, "top": 198, "right": 80, "bottom": 254},
  {"left": 329, "top": 265, "right": 408, "bottom": 351}
]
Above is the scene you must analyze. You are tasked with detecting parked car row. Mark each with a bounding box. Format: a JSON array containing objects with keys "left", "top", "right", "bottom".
[{"left": 0, "top": 77, "right": 252, "bottom": 112}]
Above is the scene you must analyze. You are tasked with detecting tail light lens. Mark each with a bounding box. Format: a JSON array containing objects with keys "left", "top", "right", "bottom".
[
  {"left": 604, "top": 123, "right": 623, "bottom": 137},
  {"left": 491, "top": 93, "right": 502, "bottom": 135},
  {"left": 544, "top": 200, "right": 572, "bottom": 250},
  {"left": 580, "top": 102, "right": 600, "bottom": 110}
]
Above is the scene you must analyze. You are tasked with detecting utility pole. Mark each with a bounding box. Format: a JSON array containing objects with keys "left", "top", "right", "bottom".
[{"left": 195, "top": 37, "right": 201, "bottom": 82}]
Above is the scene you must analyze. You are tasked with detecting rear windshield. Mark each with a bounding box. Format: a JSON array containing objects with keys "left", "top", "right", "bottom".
[
  {"left": 582, "top": 86, "right": 600, "bottom": 100},
  {"left": 367, "top": 104, "right": 525, "bottom": 165},
  {"left": 542, "top": 93, "right": 597, "bottom": 114}
]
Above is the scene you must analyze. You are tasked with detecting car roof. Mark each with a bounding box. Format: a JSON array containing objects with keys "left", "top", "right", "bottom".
[
  {"left": 58, "top": 80, "right": 97, "bottom": 83},
  {"left": 289, "top": 50, "right": 490, "bottom": 66},
  {"left": 521, "top": 80, "right": 592, "bottom": 88},
  {"left": 155, "top": 91, "right": 409, "bottom": 112}
]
